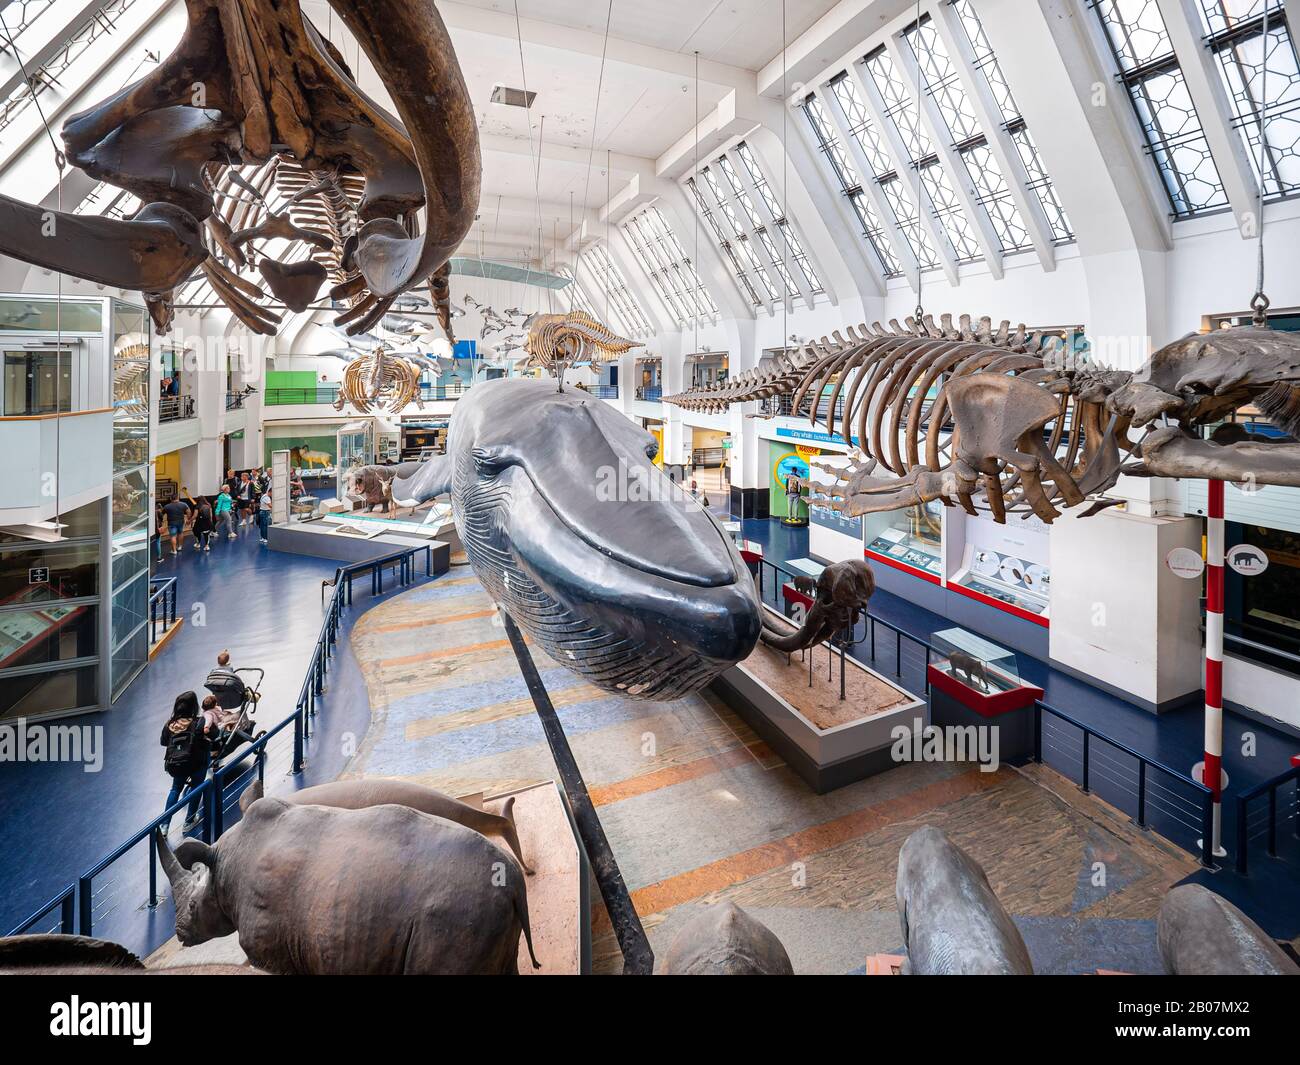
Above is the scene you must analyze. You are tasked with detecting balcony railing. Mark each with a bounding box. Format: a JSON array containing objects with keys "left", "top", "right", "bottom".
[
  {"left": 224, "top": 391, "right": 245, "bottom": 410},
  {"left": 263, "top": 381, "right": 474, "bottom": 406},
  {"left": 158, "top": 395, "right": 195, "bottom": 422},
  {"left": 588, "top": 385, "right": 619, "bottom": 399},
  {"left": 636, "top": 386, "right": 662, "bottom": 402}
]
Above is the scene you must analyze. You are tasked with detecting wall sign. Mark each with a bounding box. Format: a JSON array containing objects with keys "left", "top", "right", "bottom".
[
  {"left": 1227, "top": 544, "right": 1269, "bottom": 576},
  {"left": 28, "top": 567, "right": 49, "bottom": 585},
  {"left": 1166, "top": 547, "right": 1205, "bottom": 579}
]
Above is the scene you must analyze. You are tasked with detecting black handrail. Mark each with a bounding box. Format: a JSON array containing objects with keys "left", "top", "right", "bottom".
[
  {"left": 1033, "top": 699, "right": 1216, "bottom": 867},
  {"left": 1235, "top": 762, "right": 1300, "bottom": 874},
  {"left": 148, "top": 576, "right": 177, "bottom": 645},
  {"left": 5, "top": 545, "right": 433, "bottom": 942}
]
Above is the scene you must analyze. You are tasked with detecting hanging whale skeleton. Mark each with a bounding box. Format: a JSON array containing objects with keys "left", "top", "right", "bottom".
[
  {"left": 0, "top": 0, "right": 479, "bottom": 337},
  {"left": 664, "top": 314, "right": 1300, "bottom": 524}
]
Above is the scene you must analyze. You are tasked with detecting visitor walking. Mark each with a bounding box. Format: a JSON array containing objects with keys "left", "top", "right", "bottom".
[
  {"left": 160, "top": 691, "right": 212, "bottom": 832},
  {"left": 214, "top": 484, "right": 236, "bottom": 540},
  {"left": 192, "top": 498, "right": 214, "bottom": 552},
  {"left": 236, "top": 472, "right": 256, "bottom": 528},
  {"left": 257, "top": 485, "right": 272, "bottom": 544},
  {"left": 161, "top": 495, "right": 191, "bottom": 558}
]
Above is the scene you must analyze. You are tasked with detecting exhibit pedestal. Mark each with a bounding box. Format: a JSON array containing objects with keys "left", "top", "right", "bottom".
[{"left": 927, "top": 664, "right": 1041, "bottom": 765}]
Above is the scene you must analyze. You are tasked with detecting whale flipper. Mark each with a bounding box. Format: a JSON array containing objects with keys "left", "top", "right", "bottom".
[{"left": 393, "top": 455, "right": 452, "bottom": 505}]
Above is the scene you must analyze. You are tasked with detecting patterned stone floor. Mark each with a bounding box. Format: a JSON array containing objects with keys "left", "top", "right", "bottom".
[{"left": 347, "top": 569, "right": 1199, "bottom": 975}]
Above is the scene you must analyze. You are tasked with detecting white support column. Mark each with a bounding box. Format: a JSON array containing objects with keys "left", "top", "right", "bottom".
[
  {"left": 930, "top": 0, "right": 1058, "bottom": 271},
  {"left": 1157, "top": 0, "right": 1261, "bottom": 233},
  {"left": 817, "top": 81, "right": 922, "bottom": 288},
  {"left": 845, "top": 59, "right": 962, "bottom": 288},
  {"left": 884, "top": 31, "right": 1005, "bottom": 279}
]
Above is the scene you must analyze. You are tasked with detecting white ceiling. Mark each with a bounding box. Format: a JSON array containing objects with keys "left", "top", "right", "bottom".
[{"left": 300, "top": 0, "right": 840, "bottom": 263}]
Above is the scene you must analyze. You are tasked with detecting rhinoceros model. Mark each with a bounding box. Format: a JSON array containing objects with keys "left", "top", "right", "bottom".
[
  {"left": 896, "top": 825, "right": 1033, "bottom": 975},
  {"left": 155, "top": 787, "right": 539, "bottom": 975},
  {"left": 660, "top": 902, "right": 794, "bottom": 975},
  {"left": 1158, "top": 884, "right": 1299, "bottom": 975},
  {"left": 283, "top": 778, "right": 531, "bottom": 873}
]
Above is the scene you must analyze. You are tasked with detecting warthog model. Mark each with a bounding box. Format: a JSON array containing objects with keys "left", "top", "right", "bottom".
[
  {"left": 155, "top": 786, "right": 539, "bottom": 974},
  {"left": 896, "top": 826, "right": 1033, "bottom": 975},
  {"left": 947, "top": 650, "right": 990, "bottom": 692},
  {"left": 661, "top": 902, "right": 794, "bottom": 975},
  {"left": 1158, "top": 884, "right": 1298, "bottom": 975}
]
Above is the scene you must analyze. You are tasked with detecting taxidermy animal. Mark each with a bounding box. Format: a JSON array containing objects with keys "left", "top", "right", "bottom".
[
  {"left": 0, "top": 935, "right": 258, "bottom": 975},
  {"left": 391, "top": 378, "right": 762, "bottom": 699},
  {"left": 760, "top": 559, "right": 875, "bottom": 653},
  {"left": 154, "top": 784, "right": 539, "bottom": 974},
  {"left": 1158, "top": 884, "right": 1298, "bottom": 975},
  {"left": 666, "top": 314, "right": 1300, "bottom": 524},
  {"left": 660, "top": 902, "right": 794, "bottom": 975},
  {"left": 346, "top": 465, "right": 400, "bottom": 513},
  {"left": 896, "top": 826, "right": 1033, "bottom": 975},
  {"left": 947, "top": 650, "right": 990, "bottom": 692},
  {"left": 0, "top": 0, "right": 479, "bottom": 336},
  {"left": 282, "top": 779, "right": 531, "bottom": 873},
  {"left": 290, "top": 444, "right": 330, "bottom": 469}
]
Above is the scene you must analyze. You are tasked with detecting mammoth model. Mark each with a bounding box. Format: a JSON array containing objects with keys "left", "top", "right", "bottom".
[
  {"left": 762, "top": 558, "right": 875, "bottom": 654},
  {"left": 666, "top": 314, "right": 1300, "bottom": 524},
  {"left": 391, "top": 378, "right": 762, "bottom": 700},
  {"left": 660, "top": 902, "right": 793, "bottom": 975},
  {"left": 155, "top": 780, "right": 539, "bottom": 974},
  {"left": 0, "top": 0, "right": 479, "bottom": 336}
]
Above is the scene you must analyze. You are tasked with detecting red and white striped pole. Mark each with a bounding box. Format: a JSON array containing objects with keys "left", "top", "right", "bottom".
[{"left": 1203, "top": 478, "right": 1226, "bottom": 857}]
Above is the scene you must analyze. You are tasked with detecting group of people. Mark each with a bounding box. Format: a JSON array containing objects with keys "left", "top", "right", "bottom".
[
  {"left": 159, "top": 651, "right": 255, "bottom": 832},
  {"left": 155, "top": 467, "right": 275, "bottom": 558}
]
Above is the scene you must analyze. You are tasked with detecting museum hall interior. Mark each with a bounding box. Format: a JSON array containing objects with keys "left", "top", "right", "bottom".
[{"left": 5, "top": 0, "right": 1300, "bottom": 988}]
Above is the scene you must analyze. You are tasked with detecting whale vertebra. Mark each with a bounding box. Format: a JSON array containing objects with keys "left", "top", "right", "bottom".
[{"left": 393, "top": 378, "right": 761, "bottom": 699}]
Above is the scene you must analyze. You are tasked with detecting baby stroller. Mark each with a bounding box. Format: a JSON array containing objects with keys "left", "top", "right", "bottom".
[{"left": 203, "top": 665, "right": 266, "bottom": 765}]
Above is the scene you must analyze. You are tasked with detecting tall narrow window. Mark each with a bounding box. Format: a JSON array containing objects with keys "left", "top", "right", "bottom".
[
  {"left": 580, "top": 243, "right": 654, "bottom": 338},
  {"left": 621, "top": 205, "right": 718, "bottom": 325},
  {"left": 1090, "top": 0, "right": 1229, "bottom": 217},
  {"left": 1197, "top": 1, "right": 1300, "bottom": 199},
  {"left": 801, "top": 92, "right": 904, "bottom": 277},
  {"left": 948, "top": 0, "right": 1073, "bottom": 242}
]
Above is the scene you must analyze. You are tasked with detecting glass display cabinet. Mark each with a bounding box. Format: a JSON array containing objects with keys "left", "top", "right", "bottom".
[
  {"left": 335, "top": 419, "right": 374, "bottom": 502},
  {"left": 864, "top": 500, "right": 944, "bottom": 579},
  {"left": 951, "top": 544, "right": 1049, "bottom": 618},
  {"left": 927, "top": 626, "right": 1044, "bottom": 717}
]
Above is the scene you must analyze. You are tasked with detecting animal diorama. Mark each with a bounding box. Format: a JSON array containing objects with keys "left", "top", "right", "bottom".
[
  {"left": 154, "top": 780, "right": 538, "bottom": 975},
  {"left": 666, "top": 314, "right": 1300, "bottom": 524},
  {"left": 347, "top": 465, "right": 401, "bottom": 514},
  {"left": 391, "top": 377, "right": 762, "bottom": 700},
  {"left": 761, "top": 559, "right": 875, "bottom": 654},
  {"left": 947, "top": 650, "right": 990, "bottom": 692},
  {"left": 0, "top": 0, "right": 479, "bottom": 336},
  {"left": 289, "top": 444, "right": 330, "bottom": 469}
]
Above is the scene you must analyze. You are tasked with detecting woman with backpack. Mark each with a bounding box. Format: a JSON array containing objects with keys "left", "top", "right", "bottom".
[
  {"left": 160, "top": 691, "right": 212, "bottom": 832},
  {"left": 191, "top": 498, "right": 214, "bottom": 552}
]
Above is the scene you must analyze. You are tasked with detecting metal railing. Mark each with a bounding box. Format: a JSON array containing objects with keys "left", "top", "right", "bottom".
[
  {"left": 158, "top": 395, "right": 195, "bottom": 422},
  {"left": 264, "top": 385, "right": 340, "bottom": 405},
  {"left": 1235, "top": 762, "right": 1300, "bottom": 874},
  {"left": 589, "top": 385, "right": 619, "bottom": 399},
  {"left": 225, "top": 391, "right": 245, "bottom": 410},
  {"left": 148, "top": 576, "right": 177, "bottom": 644},
  {"left": 691, "top": 446, "right": 727, "bottom": 468},
  {"left": 636, "top": 386, "right": 662, "bottom": 402},
  {"left": 1033, "top": 701, "right": 1216, "bottom": 867},
  {"left": 5, "top": 545, "right": 434, "bottom": 944}
]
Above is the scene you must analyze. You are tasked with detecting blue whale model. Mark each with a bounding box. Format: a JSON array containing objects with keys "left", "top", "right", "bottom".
[{"left": 392, "top": 378, "right": 761, "bottom": 699}]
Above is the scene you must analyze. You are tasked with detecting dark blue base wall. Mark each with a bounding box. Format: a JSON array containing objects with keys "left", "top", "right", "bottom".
[{"left": 850, "top": 560, "right": 1049, "bottom": 661}]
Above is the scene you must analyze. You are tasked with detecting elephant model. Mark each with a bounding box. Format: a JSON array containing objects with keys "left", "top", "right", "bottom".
[
  {"left": 761, "top": 558, "right": 875, "bottom": 654},
  {"left": 1158, "top": 884, "right": 1298, "bottom": 975},
  {"left": 155, "top": 785, "right": 539, "bottom": 974},
  {"left": 896, "top": 826, "right": 1033, "bottom": 975},
  {"left": 660, "top": 902, "right": 794, "bottom": 975}
]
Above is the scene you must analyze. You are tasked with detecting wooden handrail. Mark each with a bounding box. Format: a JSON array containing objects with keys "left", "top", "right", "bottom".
[{"left": 0, "top": 407, "right": 113, "bottom": 422}]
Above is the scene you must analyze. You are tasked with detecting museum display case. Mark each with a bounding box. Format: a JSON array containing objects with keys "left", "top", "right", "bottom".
[
  {"left": 335, "top": 419, "right": 375, "bottom": 502},
  {"left": 950, "top": 543, "right": 1050, "bottom": 618},
  {"left": 864, "top": 501, "right": 944, "bottom": 580},
  {"left": 927, "top": 627, "right": 1043, "bottom": 716}
]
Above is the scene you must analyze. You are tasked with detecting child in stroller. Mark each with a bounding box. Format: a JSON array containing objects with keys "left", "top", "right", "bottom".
[{"left": 202, "top": 661, "right": 266, "bottom": 763}]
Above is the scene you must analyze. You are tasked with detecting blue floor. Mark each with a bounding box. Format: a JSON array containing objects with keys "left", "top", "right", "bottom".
[
  {"left": 740, "top": 516, "right": 1300, "bottom": 938},
  {"left": 0, "top": 522, "right": 412, "bottom": 944}
]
